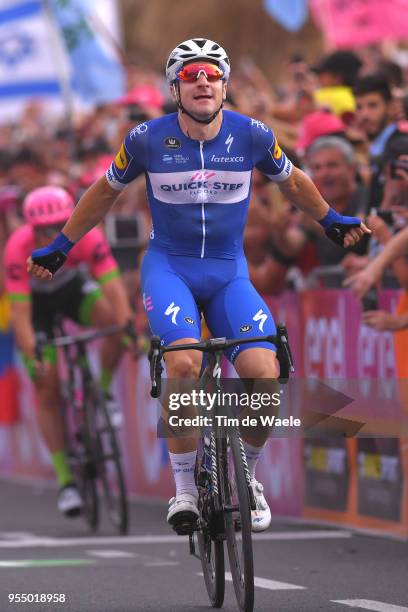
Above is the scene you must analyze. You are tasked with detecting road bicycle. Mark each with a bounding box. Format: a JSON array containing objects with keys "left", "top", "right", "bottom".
[
  {"left": 149, "top": 324, "right": 294, "bottom": 612},
  {"left": 37, "top": 321, "right": 132, "bottom": 534}
]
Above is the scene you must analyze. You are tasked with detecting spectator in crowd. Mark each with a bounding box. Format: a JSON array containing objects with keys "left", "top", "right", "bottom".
[
  {"left": 312, "top": 50, "right": 362, "bottom": 119},
  {"left": 353, "top": 73, "right": 401, "bottom": 209},
  {"left": 301, "top": 136, "right": 368, "bottom": 267}
]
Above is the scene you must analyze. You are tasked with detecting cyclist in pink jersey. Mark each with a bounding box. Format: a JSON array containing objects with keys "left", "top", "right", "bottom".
[{"left": 4, "top": 186, "right": 132, "bottom": 517}]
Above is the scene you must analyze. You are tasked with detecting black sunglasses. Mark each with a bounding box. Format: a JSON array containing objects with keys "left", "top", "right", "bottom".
[{"left": 35, "top": 224, "right": 65, "bottom": 237}]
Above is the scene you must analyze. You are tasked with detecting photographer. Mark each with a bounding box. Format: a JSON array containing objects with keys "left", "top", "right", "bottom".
[{"left": 344, "top": 135, "right": 408, "bottom": 338}]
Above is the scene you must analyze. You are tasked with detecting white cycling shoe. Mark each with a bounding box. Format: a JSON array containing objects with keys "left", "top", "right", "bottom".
[
  {"left": 57, "top": 484, "right": 83, "bottom": 518},
  {"left": 167, "top": 493, "right": 199, "bottom": 535},
  {"left": 250, "top": 479, "right": 271, "bottom": 532}
]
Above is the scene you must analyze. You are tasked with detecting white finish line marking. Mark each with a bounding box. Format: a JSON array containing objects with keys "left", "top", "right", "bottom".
[
  {"left": 332, "top": 600, "right": 408, "bottom": 611},
  {"left": 87, "top": 550, "right": 136, "bottom": 559},
  {"left": 0, "top": 530, "right": 352, "bottom": 549},
  {"left": 198, "top": 572, "right": 305, "bottom": 591},
  {"left": 227, "top": 572, "right": 306, "bottom": 591},
  {"left": 144, "top": 561, "right": 180, "bottom": 567}
]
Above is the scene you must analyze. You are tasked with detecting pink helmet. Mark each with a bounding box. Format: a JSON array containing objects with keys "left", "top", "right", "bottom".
[{"left": 23, "top": 186, "right": 74, "bottom": 227}]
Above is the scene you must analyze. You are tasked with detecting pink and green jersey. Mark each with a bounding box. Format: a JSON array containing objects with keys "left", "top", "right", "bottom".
[{"left": 4, "top": 224, "right": 119, "bottom": 302}]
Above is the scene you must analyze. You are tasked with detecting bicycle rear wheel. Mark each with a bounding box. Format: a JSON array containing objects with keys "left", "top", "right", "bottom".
[
  {"left": 91, "top": 386, "right": 128, "bottom": 534},
  {"left": 221, "top": 434, "right": 254, "bottom": 612},
  {"left": 196, "top": 451, "right": 225, "bottom": 608}
]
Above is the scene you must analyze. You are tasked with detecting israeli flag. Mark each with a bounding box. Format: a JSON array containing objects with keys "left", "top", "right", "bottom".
[
  {"left": 49, "top": 0, "right": 125, "bottom": 105},
  {"left": 0, "top": 1, "right": 62, "bottom": 101}
]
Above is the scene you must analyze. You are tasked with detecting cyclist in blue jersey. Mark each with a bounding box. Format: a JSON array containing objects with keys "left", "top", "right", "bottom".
[{"left": 28, "top": 38, "right": 370, "bottom": 534}]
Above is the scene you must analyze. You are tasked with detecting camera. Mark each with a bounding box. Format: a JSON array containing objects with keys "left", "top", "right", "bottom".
[{"left": 362, "top": 288, "right": 378, "bottom": 311}]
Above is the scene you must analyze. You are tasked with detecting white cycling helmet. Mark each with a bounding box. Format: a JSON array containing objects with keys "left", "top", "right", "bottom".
[{"left": 166, "top": 38, "right": 230, "bottom": 84}]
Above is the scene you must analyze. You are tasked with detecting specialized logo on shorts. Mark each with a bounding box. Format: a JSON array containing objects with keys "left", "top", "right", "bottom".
[
  {"left": 240, "top": 324, "right": 252, "bottom": 333},
  {"left": 165, "top": 302, "right": 180, "bottom": 325},
  {"left": 148, "top": 169, "right": 251, "bottom": 204},
  {"left": 184, "top": 317, "right": 195, "bottom": 325},
  {"left": 164, "top": 137, "right": 181, "bottom": 150},
  {"left": 115, "top": 143, "right": 128, "bottom": 170},
  {"left": 253, "top": 309, "right": 268, "bottom": 333},
  {"left": 273, "top": 138, "right": 283, "bottom": 160}
]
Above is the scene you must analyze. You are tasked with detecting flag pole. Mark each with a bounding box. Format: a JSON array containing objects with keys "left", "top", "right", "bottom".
[{"left": 41, "top": 0, "right": 77, "bottom": 158}]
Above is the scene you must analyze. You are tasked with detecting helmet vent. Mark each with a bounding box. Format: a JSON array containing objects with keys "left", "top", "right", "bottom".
[
  {"left": 211, "top": 43, "right": 220, "bottom": 50},
  {"left": 178, "top": 44, "right": 191, "bottom": 51},
  {"left": 193, "top": 38, "right": 206, "bottom": 48}
]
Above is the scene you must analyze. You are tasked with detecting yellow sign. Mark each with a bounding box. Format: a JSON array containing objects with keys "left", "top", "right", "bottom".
[{"left": 115, "top": 143, "right": 128, "bottom": 170}]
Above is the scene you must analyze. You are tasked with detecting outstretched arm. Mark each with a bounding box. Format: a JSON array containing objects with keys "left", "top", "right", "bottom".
[
  {"left": 278, "top": 167, "right": 371, "bottom": 248},
  {"left": 344, "top": 225, "right": 408, "bottom": 298},
  {"left": 60, "top": 177, "right": 118, "bottom": 242}
]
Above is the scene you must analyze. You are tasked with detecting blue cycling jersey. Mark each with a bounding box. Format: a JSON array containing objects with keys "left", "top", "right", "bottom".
[{"left": 106, "top": 110, "right": 293, "bottom": 259}]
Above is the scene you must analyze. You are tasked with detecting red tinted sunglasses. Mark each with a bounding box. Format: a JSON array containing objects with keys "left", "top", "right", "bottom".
[{"left": 177, "top": 63, "right": 224, "bottom": 83}]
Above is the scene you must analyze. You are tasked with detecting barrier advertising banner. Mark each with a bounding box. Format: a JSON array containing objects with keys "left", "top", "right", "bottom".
[{"left": 1, "top": 289, "right": 407, "bottom": 537}]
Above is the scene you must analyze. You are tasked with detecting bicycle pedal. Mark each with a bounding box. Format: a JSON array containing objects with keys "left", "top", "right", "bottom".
[
  {"left": 172, "top": 522, "right": 196, "bottom": 536},
  {"left": 169, "top": 512, "right": 198, "bottom": 536}
]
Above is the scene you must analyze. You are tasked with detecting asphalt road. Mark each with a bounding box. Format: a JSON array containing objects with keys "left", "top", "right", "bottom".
[{"left": 0, "top": 478, "right": 407, "bottom": 612}]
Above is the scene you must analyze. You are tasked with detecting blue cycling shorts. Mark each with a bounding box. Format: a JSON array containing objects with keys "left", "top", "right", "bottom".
[{"left": 141, "top": 248, "right": 276, "bottom": 363}]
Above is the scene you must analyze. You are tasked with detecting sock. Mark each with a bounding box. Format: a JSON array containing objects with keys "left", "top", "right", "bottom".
[
  {"left": 169, "top": 450, "right": 198, "bottom": 498},
  {"left": 243, "top": 440, "right": 266, "bottom": 480},
  {"left": 51, "top": 451, "right": 73, "bottom": 488},
  {"left": 100, "top": 368, "right": 113, "bottom": 395}
]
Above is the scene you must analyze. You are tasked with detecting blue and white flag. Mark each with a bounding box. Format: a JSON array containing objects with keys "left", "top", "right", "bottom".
[
  {"left": 263, "top": 0, "right": 308, "bottom": 32},
  {"left": 48, "top": 0, "right": 125, "bottom": 105},
  {"left": 0, "top": 1, "right": 62, "bottom": 102}
]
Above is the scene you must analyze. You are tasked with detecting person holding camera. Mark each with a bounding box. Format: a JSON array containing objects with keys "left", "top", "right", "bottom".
[{"left": 344, "top": 134, "right": 408, "bottom": 384}]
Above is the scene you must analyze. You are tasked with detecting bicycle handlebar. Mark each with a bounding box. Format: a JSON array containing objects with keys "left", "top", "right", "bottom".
[{"left": 148, "top": 323, "right": 295, "bottom": 398}]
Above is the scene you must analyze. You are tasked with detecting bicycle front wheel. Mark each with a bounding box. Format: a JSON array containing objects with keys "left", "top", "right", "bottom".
[
  {"left": 92, "top": 388, "right": 128, "bottom": 534},
  {"left": 196, "top": 451, "right": 225, "bottom": 608},
  {"left": 221, "top": 434, "right": 254, "bottom": 612},
  {"left": 197, "top": 530, "right": 225, "bottom": 608}
]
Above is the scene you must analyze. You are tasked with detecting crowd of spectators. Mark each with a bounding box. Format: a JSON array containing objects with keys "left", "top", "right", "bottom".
[{"left": 1, "top": 43, "right": 408, "bottom": 335}]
